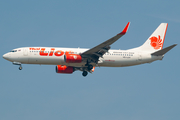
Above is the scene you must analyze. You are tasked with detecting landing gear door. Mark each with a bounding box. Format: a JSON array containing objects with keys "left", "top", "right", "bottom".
[{"left": 23, "top": 48, "right": 28, "bottom": 56}]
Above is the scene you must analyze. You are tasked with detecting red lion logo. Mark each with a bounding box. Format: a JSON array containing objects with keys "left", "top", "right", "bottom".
[{"left": 149, "top": 35, "right": 163, "bottom": 49}]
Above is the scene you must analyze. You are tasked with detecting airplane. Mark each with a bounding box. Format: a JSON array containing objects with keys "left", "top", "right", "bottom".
[{"left": 2, "top": 22, "right": 177, "bottom": 77}]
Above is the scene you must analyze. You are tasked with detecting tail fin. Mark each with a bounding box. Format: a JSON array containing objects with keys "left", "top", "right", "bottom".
[{"left": 139, "top": 23, "right": 168, "bottom": 52}]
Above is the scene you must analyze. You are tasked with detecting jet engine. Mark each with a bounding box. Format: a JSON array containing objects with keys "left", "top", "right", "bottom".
[
  {"left": 64, "top": 54, "right": 82, "bottom": 63},
  {"left": 56, "top": 65, "right": 74, "bottom": 74}
]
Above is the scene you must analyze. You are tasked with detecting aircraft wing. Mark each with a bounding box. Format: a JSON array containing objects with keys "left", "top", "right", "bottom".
[{"left": 81, "top": 22, "right": 130, "bottom": 63}]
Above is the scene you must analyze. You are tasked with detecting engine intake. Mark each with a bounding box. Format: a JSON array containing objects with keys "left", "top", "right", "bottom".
[
  {"left": 56, "top": 65, "right": 74, "bottom": 74},
  {"left": 64, "top": 54, "right": 82, "bottom": 63}
]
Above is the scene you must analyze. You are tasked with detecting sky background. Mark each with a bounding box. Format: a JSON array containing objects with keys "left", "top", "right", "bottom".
[{"left": 1, "top": 0, "right": 180, "bottom": 120}]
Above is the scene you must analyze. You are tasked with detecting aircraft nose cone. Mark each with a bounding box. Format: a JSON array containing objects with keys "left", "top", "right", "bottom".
[
  {"left": 3, "top": 53, "right": 7, "bottom": 59},
  {"left": 3, "top": 53, "right": 10, "bottom": 60}
]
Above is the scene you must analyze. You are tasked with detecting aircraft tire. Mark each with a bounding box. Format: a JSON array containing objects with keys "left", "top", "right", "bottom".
[
  {"left": 19, "top": 66, "right": 22, "bottom": 70},
  {"left": 82, "top": 71, "right": 88, "bottom": 77}
]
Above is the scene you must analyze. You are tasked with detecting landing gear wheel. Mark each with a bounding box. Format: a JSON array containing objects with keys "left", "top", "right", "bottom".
[
  {"left": 88, "top": 65, "right": 93, "bottom": 71},
  {"left": 19, "top": 66, "right": 22, "bottom": 70},
  {"left": 82, "top": 71, "right": 88, "bottom": 77}
]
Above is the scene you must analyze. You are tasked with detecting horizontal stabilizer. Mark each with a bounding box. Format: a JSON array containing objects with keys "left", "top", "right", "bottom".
[{"left": 151, "top": 44, "right": 177, "bottom": 56}]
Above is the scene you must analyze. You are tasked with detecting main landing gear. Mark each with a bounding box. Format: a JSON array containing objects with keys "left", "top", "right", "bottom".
[
  {"left": 82, "top": 62, "right": 93, "bottom": 77},
  {"left": 82, "top": 71, "right": 88, "bottom": 77},
  {"left": 85, "top": 60, "right": 93, "bottom": 71},
  {"left": 87, "top": 64, "right": 93, "bottom": 71}
]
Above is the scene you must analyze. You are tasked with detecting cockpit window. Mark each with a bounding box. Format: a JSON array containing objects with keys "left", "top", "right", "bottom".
[{"left": 10, "top": 50, "right": 17, "bottom": 52}]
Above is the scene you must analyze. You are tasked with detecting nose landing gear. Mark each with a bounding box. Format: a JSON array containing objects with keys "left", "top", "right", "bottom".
[
  {"left": 13, "top": 62, "right": 22, "bottom": 70},
  {"left": 19, "top": 66, "right": 22, "bottom": 70}
]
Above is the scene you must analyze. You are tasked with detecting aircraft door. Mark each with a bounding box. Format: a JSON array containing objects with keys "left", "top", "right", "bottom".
[
  {"left": 23, "top": 48, "right": 28, "bottom": 56},
  {"left": 138, "top": 52, "right": 142, "bottom": 61}
]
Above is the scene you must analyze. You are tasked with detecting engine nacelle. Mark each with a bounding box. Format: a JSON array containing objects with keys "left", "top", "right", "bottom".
[
  {"left": 56, "top": 65, "right": 74, "bottom": 74},
  {"left": 64, "top": 54, "right": 82, "bottom": 63}
]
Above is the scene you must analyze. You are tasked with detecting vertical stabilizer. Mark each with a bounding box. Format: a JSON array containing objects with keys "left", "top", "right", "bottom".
[{"left": 138, "top": 23, "right": 168, "bottom": 52}]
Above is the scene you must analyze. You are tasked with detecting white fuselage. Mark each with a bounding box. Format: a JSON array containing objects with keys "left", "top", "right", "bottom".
[
  {"left": 3, "top": 47, "right": 163, "bottom": 67},
  {"left": 3, "top": 23, "right": 175, "bottom": 77}
]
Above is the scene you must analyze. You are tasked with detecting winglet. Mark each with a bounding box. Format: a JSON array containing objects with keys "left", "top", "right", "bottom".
[{"left": 118, "top": 22, "right": 130, "bottom": 35}]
